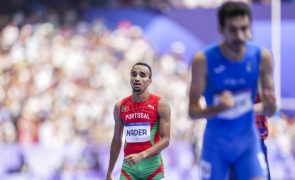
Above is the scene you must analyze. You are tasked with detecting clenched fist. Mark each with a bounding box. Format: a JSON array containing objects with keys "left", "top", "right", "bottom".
[{"left": 218, "top": 90, "right": 235, "bottom": 110}]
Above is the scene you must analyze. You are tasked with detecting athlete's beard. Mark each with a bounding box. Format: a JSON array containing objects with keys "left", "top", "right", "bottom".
[
  {"left": 230, "top": 41, "right": 245, "bottom": 52},
  {"left": 133, "top": 88, "right": 141, "bottom": 93}
]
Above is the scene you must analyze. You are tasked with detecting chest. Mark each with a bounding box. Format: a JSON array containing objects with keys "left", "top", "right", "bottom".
[
  {"left": 207, "top": 58, "right": 259, "bottom": 92},
  {"left": 120, "top": 101, "right": 158, "bottom": 123}
]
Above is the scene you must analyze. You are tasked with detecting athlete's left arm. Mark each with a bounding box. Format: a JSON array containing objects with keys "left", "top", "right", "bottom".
[
  {"left": 259, "top": 48, "right": 277, "bottom": 116},
  {"left": 124, "top": 99, "right": 171, "bottom": 165}
]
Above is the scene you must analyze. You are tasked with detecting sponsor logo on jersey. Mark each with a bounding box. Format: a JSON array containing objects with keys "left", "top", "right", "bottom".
[
  {"left": 214, "top": 65, "right": 226, "bottom": 74},
  {"left": 148, "top": 104, "right": 155, "bottom": 110}
]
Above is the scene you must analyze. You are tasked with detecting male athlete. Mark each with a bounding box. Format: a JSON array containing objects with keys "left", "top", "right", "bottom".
[
  {"left": 188, "top": 1, "right": 276, "bottom": 180},
  {"left": 106, "top": 62, "right": 171, "bottom": 180}
]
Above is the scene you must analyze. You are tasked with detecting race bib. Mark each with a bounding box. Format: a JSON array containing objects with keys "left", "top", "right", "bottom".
[
  {"left": 214, "top": 90, "right": 252, "bottom": 120},
  {"left": 124, "top": 122, "right": 150, "bottom": 143}
]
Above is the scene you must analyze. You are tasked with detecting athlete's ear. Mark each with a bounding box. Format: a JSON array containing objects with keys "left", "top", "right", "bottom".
[{"left": 148, "top": 79, "right": 152, "bottom": 86}]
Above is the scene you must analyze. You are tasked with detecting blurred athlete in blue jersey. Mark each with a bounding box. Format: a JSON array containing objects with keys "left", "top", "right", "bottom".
[{"left": 188, "top": 1, "right": 276, "bottom": 180}]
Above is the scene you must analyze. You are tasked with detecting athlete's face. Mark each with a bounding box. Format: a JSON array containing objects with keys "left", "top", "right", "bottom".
[
  {"left": 220, "top": 15, "right": 251, "bottom": 51},
  {"left": 130, "top": 65, "right": 151, "bottom": 93}
]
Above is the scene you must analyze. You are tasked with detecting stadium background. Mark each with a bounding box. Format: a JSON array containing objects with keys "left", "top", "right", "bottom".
[{"left": 0, "top": 0, "right": 295, "bottom": 179}]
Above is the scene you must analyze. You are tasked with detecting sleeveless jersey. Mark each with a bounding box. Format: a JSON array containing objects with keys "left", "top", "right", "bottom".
[
  {"left": 120, "top": 94, "right": 161, "bottom": 157},
  {"left": 203, "top": 41, "right": 262, "bottom": 152},
  {"left": 255, "top": 95, "right": 269, "bottom": 140}
]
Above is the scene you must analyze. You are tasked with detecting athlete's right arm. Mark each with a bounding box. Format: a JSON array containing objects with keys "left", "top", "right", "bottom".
[
  {"left": 188, "top": 52, "right": 235, "bottom": 120},
  {"left": 106, "top": 101, "right": 124, "bottom": 180}
]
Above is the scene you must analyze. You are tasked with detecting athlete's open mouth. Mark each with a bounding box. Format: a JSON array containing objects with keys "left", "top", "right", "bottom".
[{"left": 133, "top": 82, "right": 141, "bottom": 86}]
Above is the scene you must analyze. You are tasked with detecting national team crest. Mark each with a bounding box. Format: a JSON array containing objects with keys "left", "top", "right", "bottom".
[
  {"left": 121, "top": 105, "right": 129, "bottom": 112},
  {"left": 246, "top": 62, "right": 252, "bottom": 73}
]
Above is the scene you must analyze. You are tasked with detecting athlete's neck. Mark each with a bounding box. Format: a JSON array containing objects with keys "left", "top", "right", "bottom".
[
  {"left": 220, "top": 42, "right": 246, "bottom": 61},
  {"left": 132, "top": 92, "right": 150, "bottom": 103}
]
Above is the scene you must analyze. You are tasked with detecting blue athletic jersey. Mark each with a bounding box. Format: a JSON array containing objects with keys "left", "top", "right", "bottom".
[
  {"left": 203, "top": 41, "right": 262, "bottom": 159},
  {"left": 205, "top": 42, "right": 261, "bottom": 138},
  {"left": 200, "top": 41, "right": 267, "bottom": 180}
]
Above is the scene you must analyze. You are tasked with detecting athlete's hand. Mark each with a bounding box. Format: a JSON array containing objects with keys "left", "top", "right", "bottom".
[
  {"left": 218, "top": 91, "right": 235, "bottom": 110},
  {"left": 124, "top": 153, "right": 144, "bottom": 166}
]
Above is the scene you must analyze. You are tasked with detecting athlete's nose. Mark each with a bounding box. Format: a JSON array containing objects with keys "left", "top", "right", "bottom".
[
  {"left": 236, "top": 29, "right": 246, "bottom": 41},
  {"left": 134, "top": 74, "right": 141, "bottom": 81}
]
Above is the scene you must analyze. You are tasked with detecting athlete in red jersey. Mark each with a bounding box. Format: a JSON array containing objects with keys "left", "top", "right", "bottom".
[{"left": 106, "top": 62, "right": 171, "bottom": 180}]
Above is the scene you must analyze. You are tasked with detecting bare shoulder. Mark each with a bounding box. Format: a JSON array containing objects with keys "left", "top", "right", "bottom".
[
  {"left": 114, "top": 101, "right": 121, "bottom": 112},
  {"left": 191, "top": 51, "right": 207, "bottom": 75},
  {"left": 158, "top": 98, "right": 171, "bottom": 116},
  {"left": 191, "top": 51, "right": 207, "bottom": 80},
  {"left": 261, "top": 47, "right": 272, "bottom": 57},
  {"left": 261, "top": 48, "right": 273, "bottom": 63},
  {"left": 158, "top": 98, "right": 170, "bottom": 109},
  {"left": 192, "top": 51, "right": 206, "bottom": 66},
  {"left": 113, "top": 100, "right": 122, "bottom": 122},
  {"left": 260, "top": 48, "right": 273, "bottom": 70}
]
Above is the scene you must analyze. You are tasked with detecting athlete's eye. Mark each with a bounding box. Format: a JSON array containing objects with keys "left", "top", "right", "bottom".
[
  {"left": 229, "top": 26, "right": 238, "bottom": 33},
  {"left": 131, "top": 72, "right": 137, "bottom": 77},
  {"left": 241, "top": 26, "right": 248, "bottom": 32},
  {"left": 140, "top": 72, "right": 146, "bottom": 78}
]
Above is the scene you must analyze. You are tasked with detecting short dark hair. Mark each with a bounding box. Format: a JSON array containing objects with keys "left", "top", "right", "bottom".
[
  {"left": 131, "top": 62, "right": 152, "bottom": 79},
  {"left": 218, "top": 1, "right": 251, "bottom": 27}
]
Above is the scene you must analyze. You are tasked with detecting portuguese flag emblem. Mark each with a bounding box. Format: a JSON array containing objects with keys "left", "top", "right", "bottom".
[{"left": 121, "top": 106, "right": 129, "bottom": 112}]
